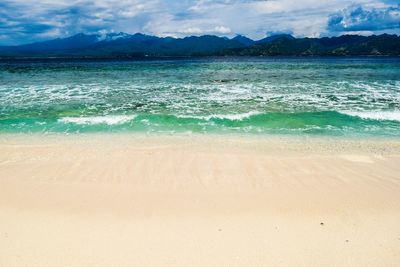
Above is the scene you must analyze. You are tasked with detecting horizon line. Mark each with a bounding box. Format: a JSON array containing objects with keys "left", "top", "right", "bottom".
[{"left": 1, "top": 32, "right": 399, "bottom": 47}]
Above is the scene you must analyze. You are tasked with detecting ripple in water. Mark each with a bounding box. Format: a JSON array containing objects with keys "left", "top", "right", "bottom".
[{"left": 0, "top": 58, "right": 399, "bottom": 136}]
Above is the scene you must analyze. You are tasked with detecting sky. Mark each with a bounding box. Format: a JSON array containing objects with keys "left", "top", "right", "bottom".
[{"left": 0, "top": 0, "right": 399, "bottom": 45}]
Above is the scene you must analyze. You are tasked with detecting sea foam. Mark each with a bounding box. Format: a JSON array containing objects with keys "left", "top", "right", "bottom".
[
  {"left": 341, "top": 111, "right": 400, "bottom": 122},
  {"left": 177, "top": 111, "right": 262, "bottom": 121},
  {"left": 59, "top": 115, "right": 136, "bottom": 125}
]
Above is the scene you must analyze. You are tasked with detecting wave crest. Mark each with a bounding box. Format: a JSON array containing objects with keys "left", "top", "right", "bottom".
[
  {"left": 177, "top": 111, "right": 262, "bottom": 121},
  {"left": 59, "top": 115, "right": 136, "bottom": 125},
  {"left": 340, "top": 111, "right": 400, "bottom": 122}
]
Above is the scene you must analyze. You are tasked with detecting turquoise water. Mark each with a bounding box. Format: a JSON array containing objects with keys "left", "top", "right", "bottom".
[{"left": 0, "top": 57, "right": 399, "bottom": 136}]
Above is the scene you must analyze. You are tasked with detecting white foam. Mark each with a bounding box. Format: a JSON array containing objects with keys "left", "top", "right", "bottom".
[
  {"left": 178, "top": 111, "right": 262, "bottom": 121},
  {"left": 59, "top": 115, "right": 136, "bottom": 125},
  {"left": 341, "top": 111, "right": 400, "bottom": 122},
  {"left": 203, "top": 111, "right": 262, "bottom": 120}
]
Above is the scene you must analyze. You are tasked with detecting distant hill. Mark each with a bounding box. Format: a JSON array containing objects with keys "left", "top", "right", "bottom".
[
  {"left": 224, "top": 34, "right": 400, "bottom": 56},
  {"left": 0, "top": 32, "right": 399, "bottom": 58},
  {"left": 0, "top": 32, "right": 245, "bottom": 57},
  {"left": 256, "top": 34, "right": 295, "bottom": 44},
  {"left": 232, "top": 35, "right": 255, "bottom": 46}
]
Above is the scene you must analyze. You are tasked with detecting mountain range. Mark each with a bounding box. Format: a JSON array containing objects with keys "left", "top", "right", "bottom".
[{"left": 0, "top": 32, "right": 399, "bottom": 58}]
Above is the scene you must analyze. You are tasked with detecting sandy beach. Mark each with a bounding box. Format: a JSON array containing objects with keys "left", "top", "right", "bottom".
[{"left": 1, "top": 134, "right": 400, "bottom": 266}]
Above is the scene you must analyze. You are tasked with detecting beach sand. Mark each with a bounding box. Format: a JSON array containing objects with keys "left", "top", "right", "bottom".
[{"left": 0, "top": 134, "right": 400, "bottom": 266}]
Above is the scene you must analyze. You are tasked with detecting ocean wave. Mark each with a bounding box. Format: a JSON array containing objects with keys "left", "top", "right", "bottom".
[
  {"left": 340, "top": 111, "right": 400, "bottom": 122},
  {"left": 59, "top": 115, "right": 136, "bottom": 125},
  {"left": 177, "top": 111, "right": 262, "bottom": 121}
]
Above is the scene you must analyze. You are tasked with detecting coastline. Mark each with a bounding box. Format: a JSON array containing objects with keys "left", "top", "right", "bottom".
[{"left": 1, "top": 133, "right": 400, "bottom": 266}]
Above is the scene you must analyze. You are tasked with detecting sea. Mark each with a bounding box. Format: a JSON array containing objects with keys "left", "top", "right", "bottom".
[{"left": 0, "top": 57, "right": 399, "bottom": 137}]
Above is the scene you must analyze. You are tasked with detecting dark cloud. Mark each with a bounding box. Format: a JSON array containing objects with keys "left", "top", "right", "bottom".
[
  {"left": 0, "top": 0, "right": 121, "bottom": 45},
  {"left": 0, "top": 2, "right": 56, "bottom": 44},
  {"left": 328, "top": 4, "right": 400, "bottom": 32}
]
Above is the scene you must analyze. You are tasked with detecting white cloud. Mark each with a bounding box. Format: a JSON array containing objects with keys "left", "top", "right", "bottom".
[
  {"left": 0, "top": 0, "right": 398, "bottom": 45},
  {"left": 180, "top": 27, "right": 204, "bottom": 34},
  {"left": 213, "top": 26, "right": 231, "bottom": 34}
]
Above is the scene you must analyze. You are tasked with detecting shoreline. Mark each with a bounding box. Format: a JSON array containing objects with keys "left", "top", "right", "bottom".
[
  {"left": 1, "top": 132, "right": 400, "bottom": 152},
  {"left": 1, "top": 134, "right": 400, "bottom": 266}
]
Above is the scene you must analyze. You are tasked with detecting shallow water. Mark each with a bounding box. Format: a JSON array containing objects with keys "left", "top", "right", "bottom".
[{"left": 0, "top": 57, "right": 399, "bottom": 136}]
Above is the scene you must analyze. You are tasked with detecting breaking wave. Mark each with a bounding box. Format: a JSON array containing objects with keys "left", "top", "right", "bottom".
[{"left": 59, "top": 115, "right": 137, "bottom": 125}]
